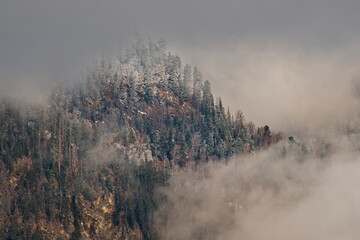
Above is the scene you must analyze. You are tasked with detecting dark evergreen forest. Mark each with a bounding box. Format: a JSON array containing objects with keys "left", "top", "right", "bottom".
[{"left": 0, "top": 39, "right": 283, "bottom": 239}]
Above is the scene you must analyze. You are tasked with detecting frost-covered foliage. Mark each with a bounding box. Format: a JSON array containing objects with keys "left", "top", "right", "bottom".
[
  {"left": 56, "top": 38, "right": 283, "bottom": 166},
  {"left": 0, "top": 39, "right": 282, "bottom": 239}
]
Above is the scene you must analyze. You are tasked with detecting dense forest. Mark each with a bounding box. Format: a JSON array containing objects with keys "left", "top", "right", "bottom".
[{"left": 0, "top": 39, "right": 283, "bottom": 239}]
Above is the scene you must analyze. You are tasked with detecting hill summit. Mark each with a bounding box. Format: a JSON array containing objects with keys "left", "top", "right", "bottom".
[{"left": 0, "top": 39, "right": 282, "bottom": 239}]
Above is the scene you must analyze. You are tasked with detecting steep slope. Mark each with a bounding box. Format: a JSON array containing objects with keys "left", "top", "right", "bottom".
[{"left": 0, "top": 39, "right": 283, "bottom": 239}]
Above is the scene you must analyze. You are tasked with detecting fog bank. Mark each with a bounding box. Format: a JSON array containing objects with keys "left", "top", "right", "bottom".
[
  {"left": 156, "top": 137, "right": 360, "bottom": 240},
  {"left": 170, "top": 41, "right": 360, "bottom": 134}
]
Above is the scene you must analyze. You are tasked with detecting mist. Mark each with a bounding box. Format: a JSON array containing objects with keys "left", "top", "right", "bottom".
[
  {"left": 2, "top": 0, "right": 360, "bottom": 239},
  {"left": 155, "top": 135, "right": 360, "bottom": 240},
  {"left": 169, "top": 41, "right": 360, "bottom": 135},
  {"left": 155, "top": 38, "right": 360, "bottom": 239},
  {"left": 2, "top": 0, "right": 360, "bottom": 105},
  {"left": 153, "top": 37, "right": 360, "bottom": 238}
]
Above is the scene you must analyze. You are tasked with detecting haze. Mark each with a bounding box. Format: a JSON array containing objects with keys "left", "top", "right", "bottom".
[
  {"left": 2, "top": 0, "right": 360, "bottom": 128},
  {"left": 2, "top": 1, "right": 360, "bottom": 239}
]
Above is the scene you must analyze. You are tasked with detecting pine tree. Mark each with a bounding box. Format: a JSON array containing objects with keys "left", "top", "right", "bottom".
[{"left": 165, "top": 53, "right": 181, "bottom": 95}]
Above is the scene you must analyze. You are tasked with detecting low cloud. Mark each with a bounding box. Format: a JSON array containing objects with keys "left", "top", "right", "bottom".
[
  {"left": 170, "top": 40, "right": 360, "bottom": 135},
  {"left": 155, "top": 136, "right": 360, "bottom": 240}
]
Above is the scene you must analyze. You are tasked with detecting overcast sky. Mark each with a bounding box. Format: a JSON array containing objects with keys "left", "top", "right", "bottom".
[{"left": 1, "top": 0, "right": 360, "bottom": 130}]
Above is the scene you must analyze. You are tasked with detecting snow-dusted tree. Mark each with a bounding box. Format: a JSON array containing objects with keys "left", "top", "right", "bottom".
[
  {"left": 201, "top": 80, "right": 214, "bottom": 118},
  {"left": 178, "top": 64, "right": 192, "bottom": 104},
  {"left": 165, "top": 53, "right": 181, "bottom": 94},
  {"left": 191, "top": 67, "right": 203, "bottom": 110}
]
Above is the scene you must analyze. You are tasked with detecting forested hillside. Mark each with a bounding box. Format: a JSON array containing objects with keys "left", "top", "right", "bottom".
[{"left": 0, "top": 39, "right": 283, "bottom": 239}]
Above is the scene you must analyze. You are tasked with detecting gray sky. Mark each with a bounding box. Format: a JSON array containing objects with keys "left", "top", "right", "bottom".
[
  {"left": 1, "top": 0, "right": 360, "bottom": 130},
  {"left": 1, "top": 0, "right": 359, "bottom": 79}
]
